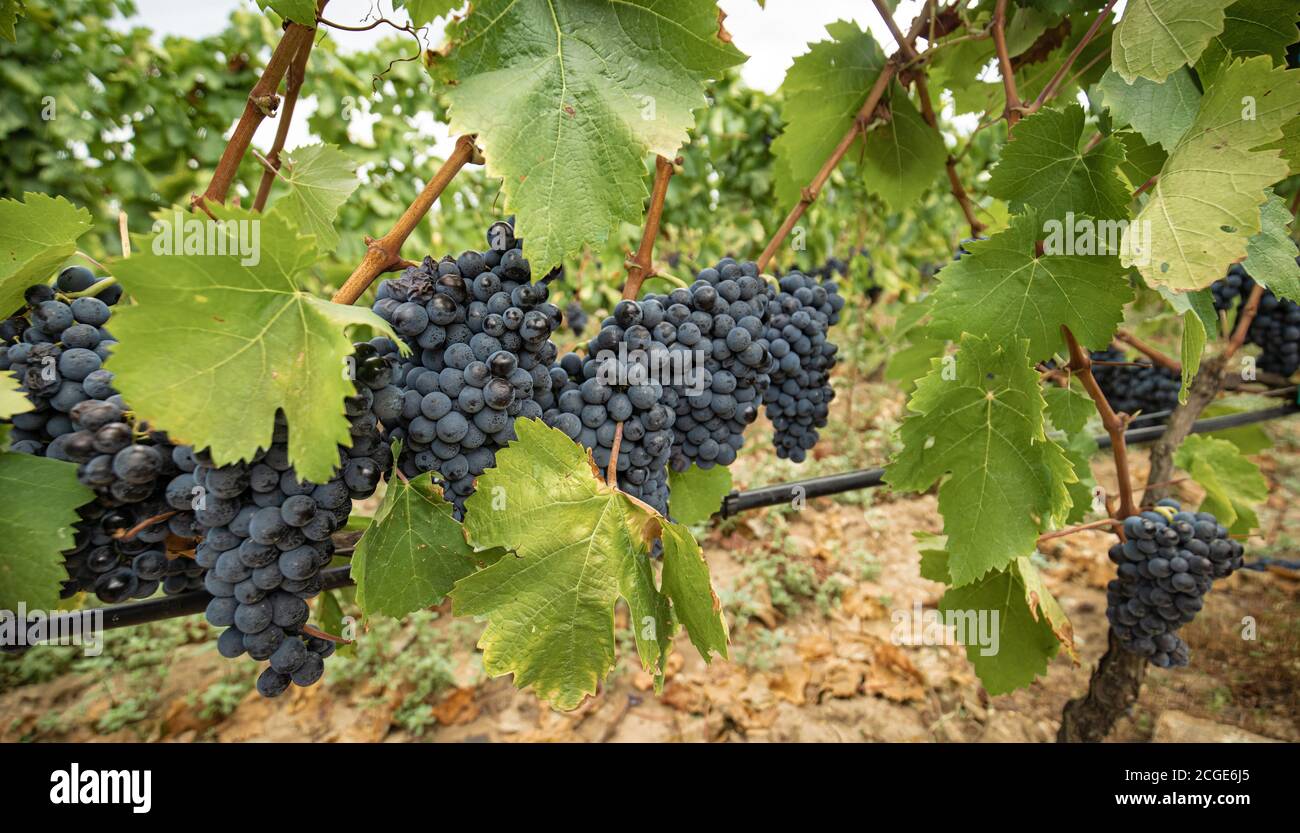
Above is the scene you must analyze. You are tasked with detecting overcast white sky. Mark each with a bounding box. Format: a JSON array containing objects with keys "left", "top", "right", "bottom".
[{"left": 112, "top": 0, "right": 932, "bottom": 156}]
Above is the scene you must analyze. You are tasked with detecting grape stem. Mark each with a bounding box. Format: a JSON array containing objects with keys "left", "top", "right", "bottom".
[
  {"left": 1036, "top": 517, "right": 1121, "bottom": 547},
  {"left": 622, "top": 155, "right": 677, "bottom": 300},
  {"left": 62, "top": 274, "right": 118, "bottom": 300},
  {"left": 331, "top": 135, "right": 482, "bottom": 306},
  {"left": 640, "top": 273, "right": 690, "bottom": 291},
  {"left": 872, "top": 0, "right": 986, "bottom": 237},
  {"left": 607, "top": 422, "right": 624, "bottom": 487},
  {"left": 114, "top": 510, "right": 178, "bottom": 543},
  {"left": 1062, "top": 325, "right": 1137, "bottom": 519},
  {"left": 1225, "top": 283, "right": 1265, "bottom": 359},
  {"left": 194, "top": 2, "right": 326, "bottom": 212},
  {"left": 253, "top": 28, "right": 317, "bottom": 213},
  {"left": 117, "top": 211, "right": 131, "bottom": 258},
  {"left": 301, "top": 623, "right": 352, "bottom": 645},
  {"left": 72, "top": 250, "right": 111, "bottom": 276},
  {"left": 1114, "top": 330, "right": 1181, "bottom": 372}
]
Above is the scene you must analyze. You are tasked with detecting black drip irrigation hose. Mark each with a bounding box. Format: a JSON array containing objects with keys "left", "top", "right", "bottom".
[
  {"left": 722, "top": 401, "right": 1299, "bottom": 516},
  {"left": 19, "top": 400, "right": 1300, "bottom": 636}
]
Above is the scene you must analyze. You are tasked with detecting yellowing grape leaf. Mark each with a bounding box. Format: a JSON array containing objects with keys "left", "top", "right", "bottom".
[
  {"left": 987, "top": 104, "right": 1131, "bottom": 221},
  {"left": 1098, "top": 67, "right": 1200, "bottom": 151},
  {"left": 0, "top": 193, "right": 92, "bottom": 317},
  {"left": 885, "top": 334, "right": 1076, "bottom": 586},
  {"left": 451, "top": 418, "right": 726, "bottom": 710},
  {"left": 1112, "top": 0, "right": 1234, "bottom": 83},
  {"left": 1123, "top": 57, "right": 1300, "bottom": 291},
  {"left": 441, "top": 0, "right": 744, "bottom": 268},
  {"left": 940, "top": 556, "right": 1075, "bottom": 694},
  {"left": 0, "top": 372, "right": 32, "bottom": 450},
  {"left": 1174, "top": 435, "right": 1268, "bottom": 534},
  {"left": 0, "top": 451, "right": 93, "bottom": 611},
  {"left": 928, "top": 212, "right": 1133, "bottom": 361},
  {"left": 352, "top": 467, "right": 504, "bottom": 621},
  {"left": 107, "top": 206, "right": 402, "bottom": 482}
]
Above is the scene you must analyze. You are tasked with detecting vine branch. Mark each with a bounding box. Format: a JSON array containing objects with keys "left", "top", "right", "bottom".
[
  {"left": 623, "top": 155, "right": 677, "bottom": 300},
  {"left": 991, "top": 0, "right": 1022, "bottom": 127},
  {"left": 331, "top": 135, "right": 481, "bottom": 305},
  {"left": 1062, "top": 325, "right": 1136, "bottom": 519},
  {"left": 1023, "top": 0, "right": 1119, "bottom": 118},
  {"left": 253, "top": 29, "right": 317, "bottom": 212},
  {"left": 195, "top": 5, "right": 324, "bottom": 211},
  {"left": 757, "top": 3, "right": 938, "bottom": 271},
  {"left": 1114, "top": 330, "right": 1181, "bottom": 373},
  {"left": 872, "top": 0, "right": 986, "bottom": 237}
]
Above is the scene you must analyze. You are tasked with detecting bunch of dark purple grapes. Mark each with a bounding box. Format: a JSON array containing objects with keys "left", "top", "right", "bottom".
[
  {"left": 189, "top": 342, "right": 397, "bottom": 697},
  {"left": 368, "top": 219, "right": 560, "bottom": 518},
  {"left": 1107, "top": 499, "right": 1244, "bottom": 668},
  {"left": 1089, "top": 347, "right": 1182, "bottom": 416},
  {"left": 1211, "top": 262, "right": 1300, "bottom": 378}
]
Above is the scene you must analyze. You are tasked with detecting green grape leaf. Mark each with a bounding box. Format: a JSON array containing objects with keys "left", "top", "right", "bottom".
[
  {"left": 928, "top": 212, "right": 1133, "bottom": 361},
  {"left": 1159, "top": 284, "right": 1222, "bottom": 338},
  {"left": 0, "top": 451, "right": 94, "bottom": 611},
  {"left": 885, "top": 334, "right": 1076, "bottom": 586},
  {"left": 0, "top": 193, "right": 92, "bottom": 316},
  {"left": 1043, "top": 383, "right": 1093, "bottom": 434},
  {"left": 1111, "top": 0, "right": 1234, "bottom": 83},
  {"left": 1124, "top": 57, "right": 1300, "bottom": 291},
  {"left": 107, "top": 206, "right": 403, "bottom": 483},
  {"left": 1114, "top": 131, "right": 1168, "bottom": 190},
  {"left": 451, "top": 418, "right": 725, "bottom": 710},
  {"left": 1196, "top": 0, "right": 1300, "bottom": 85},
  {"left": 1179, "top": 310, "right": 1208, "bottom": 404},
  {"left": 667, "top": 463, "right": 732, "bottom": 525},
  {"left": 659, "top": 522, "right": 728, "bottom": 663},
  {"left": 442, "top": 0, "right": 744, "bottom": 268},
  {"left": 940, "top": 556, "right": 1075, "bottom": 695},
  {"left": 1202, "top": 403, "right": 1273, "bottom": 454},
  {"left": 268, "top": 144, "right": 359, "bottom": 254},
  {"left": 1060, "top": 431, "right": 1099, "bottom": 525},
  {"left": 885, "top": 337, "right": 947, "bottom": 394},
  {"left": 0, "top": 0, "right": 20, "bottom": 42},
  {"left": 254, "top": 0, "right": 318, "bottom": 26},
  {"left": 917, "top": 536, "right": 951, "bottom": 584},
  {"left": 772, "top": 21, "right": 887, "bottom": 208},
  {"left": 1174, "top": 435, "right": 1268, "bottom": 533},
  {"left": 315, "top": 589, "right": 354, "bottom": 658},
  {"left": 1097, "top": 67, "right": 1200, "bottom": 151},
  {"left": 987, "top": 104, "right": 1130, "bottom": 221},
  {"left": 859, "top": 86, "right": 946, "bottom": 211},
  {"left": 1242, "top": 191, "right": 1300, "bottom": 303},
  {"left": 352, "top": 469, "right": 502, "bottom": 621},
  {"left": 396, "top": 0, "right": 463, "bottom": 28}
]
